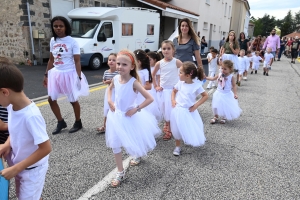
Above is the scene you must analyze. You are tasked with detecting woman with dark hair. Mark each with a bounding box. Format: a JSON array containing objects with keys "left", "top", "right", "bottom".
[
  {"left": 173, "top": 18, "right": 203, "bottom": 68},
  {"left": 238, "top": 32, "right": 249, "bottom": 52},
  {"left": 43, "top": 16, "right": 89, "bottom": 135},
  {"left": 278, "top": 37, "right": 286, "bottom": 61},
  {"left": 201, "top": 36, "right": 207, "bottom": 55}
]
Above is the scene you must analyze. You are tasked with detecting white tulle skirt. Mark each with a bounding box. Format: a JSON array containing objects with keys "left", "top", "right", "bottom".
[
  {"left": 212, "top": 90, "right": 242, "bottom": 120},
  {"left": 105, "top": 109, "right": 161, "bottom": 157},
  {"left": 136, "top": 88, "right": 162, "bottom": 122},
  {"left": 222, "top": 54, "right": 239, "bottom": 70},
  {"left": 156, "top": 88, "right": 173, "bottom": 122},
  {"left": 103, "top": 87, "right": 115, "bottom": 117},
  {"left": 170, "top": 106, "right": 206, "bottom": 147},
  {"left": 48, "top": 67, "right": 89, "bottom": 102}
]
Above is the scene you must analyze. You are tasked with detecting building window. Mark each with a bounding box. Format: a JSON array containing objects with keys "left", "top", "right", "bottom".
[
  {"left": 206, "top": 0, "right": 210, "bottom": 5},
  {"left": 224, "top": 3, "right": 227, "bottom": 17},
  {"left": 122, "top": 23, "right": 133, "bottom": 36},
  {"left": 94, "top": 1, "right": 100, "bottom": 7},
  {"left": 203, "top": 22, "right": 208, "bottom": 30},
  {"left": 101, "top": 2, "right": 106, "bottom": 7},
  {"left": 147, "top": 24, "right": 154, "bottom": 35},
  {"left": 219, "top": 26, "right": 221, "bottom": 33},
  {"left": 228, "top": 6, "right": 231, "bottom": 18},
  {"left": 213, "top": 25, "right": 216, "bottom": 32}
]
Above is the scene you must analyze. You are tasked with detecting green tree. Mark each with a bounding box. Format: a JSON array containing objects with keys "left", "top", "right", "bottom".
[
  {"left": 294, "top": 10, "right": 300, "bottom": 32},
  {"left": 280, "top": 10, "right": 294, "bottom": 36}
]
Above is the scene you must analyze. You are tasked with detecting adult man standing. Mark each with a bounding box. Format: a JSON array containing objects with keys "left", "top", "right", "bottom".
[
  {"left": 262, "top": 29, "right": 280, "bottom": 61},
  {"left": 219, "top": 37, "right": 225, "bottom": 51}
]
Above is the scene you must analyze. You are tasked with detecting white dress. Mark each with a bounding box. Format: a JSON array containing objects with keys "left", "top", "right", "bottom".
[
  {"left": 170, "top": 81, "right": 206, "bottom": 147},
  {"left": 103, "top": 71, "right": 118, "bottom": 117},
  {"left": 106, "top": 75, "right": 161, "bottom": 157},
  {"left": 48, "top": 36, "right": 89, "bottom": 102},
  {"left": 157, "top": 58, "right": 179, "bottom": 122},
  {"left": 252, "top": 55, "right": 262, "bottom": 70},
  {"left": 137, "top": 69, "right": 162, "bottom": 121},
  {"left": 212, "top": 74, "right": 242, "bottom": 120}
]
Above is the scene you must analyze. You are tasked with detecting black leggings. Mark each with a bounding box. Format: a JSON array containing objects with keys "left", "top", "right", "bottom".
[{"left": 291, "top": 49, "right": 298, "bottom": 59}]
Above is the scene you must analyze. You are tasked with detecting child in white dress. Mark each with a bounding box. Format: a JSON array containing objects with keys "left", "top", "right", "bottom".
[
  {"left": 106, "top": 50, "right": 161, "bottom": 187},
  {"left": 244, "top": 50, "right": 252, "bottom": 79},
  {"left": 251, "top": 51, "right": 262, "bottom": 74},
  {"left": 206, "top": 60, "right": 242, "bottom": 124},
  {"left": 263, "top": 47, "right": 274, "bottom": 76},
  {"left": 237, "top": 49, "right": 248, "bottom": 86},
  {"left": 134, "top": 49, "right": 162, "bottom": 121},
  {"left": 170, "top": 61, "right": 208, "bottom": 156},
  {"left": 206, "top": 49, "right": 218, "bottom": 89},
  {"left": 97, "top": 53, "right": 118, "bottom": 133},
  {"left": 152, "top": 41, "right": 182, "bottom": 141}
]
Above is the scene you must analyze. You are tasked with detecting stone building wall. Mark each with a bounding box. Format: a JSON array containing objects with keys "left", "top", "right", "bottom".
[{"left": 0, "top": 0, "right": 138, "bottom": 63}]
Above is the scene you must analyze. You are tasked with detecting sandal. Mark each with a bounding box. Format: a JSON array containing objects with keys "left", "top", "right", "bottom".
[
  {"left": 111, "top": 170, "right": 125, "bottom": 187},
  {"left": 130, "top": 157, "right": 141, "bottom": 166},
  {"left": 210, "top": 117, "right": 219, "bottom": 124},
  {"left": 96, "top": 126, "right": 105, "bottom": 133},
  {"left": 163, "top": 131, "right": 172, "bottom": 141},
  {"left": 220, "top": 119, "right": 226, "bottom": 124}
]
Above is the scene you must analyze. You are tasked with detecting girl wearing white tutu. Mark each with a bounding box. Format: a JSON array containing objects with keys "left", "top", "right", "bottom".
[
  {"left": 97, "top": 53, "right": 118, "bottom": 133},
  {"left": 43, "top": 16, "right": 89, "bottom": 135},
  {"left": 106, "top": 50, "right": 161, "bottom": 187},
  {"left": 220, "top": 31, "right": 240, "bottom": 83},
  {"left": 152, "top": 41, "right": 182, "bottom": 141},
  {"left": 170, "top": 61, "right": 208, "bottom": 156},
  {"left": 133, "top": 49, "right": 162, "bottom": 121},
  {"left": 206, "top": 60, "right": 242, "bottom": 124}
]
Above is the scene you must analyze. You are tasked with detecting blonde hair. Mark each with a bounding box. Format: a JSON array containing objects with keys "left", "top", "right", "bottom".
[
  {"left": 177, "top": 18, "right": 200, "bottom": 45},
  {"left": 117, "top": 49, "right": 140, "bottom": 83}
]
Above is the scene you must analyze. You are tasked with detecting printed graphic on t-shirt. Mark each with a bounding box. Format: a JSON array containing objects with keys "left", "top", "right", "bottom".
[{"left": 53, "top": 44, "right": 69, "bottom": 65}]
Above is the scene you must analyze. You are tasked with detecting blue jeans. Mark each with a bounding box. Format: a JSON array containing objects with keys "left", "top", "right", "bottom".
[
  {"left": 278, "top": 48, "right": 284, "bottom": 59},
  {"left": 201, "top": 48, "right": 205, "bottom": 54}
]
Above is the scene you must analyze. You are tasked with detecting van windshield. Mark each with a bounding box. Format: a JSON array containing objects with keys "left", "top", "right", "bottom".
[{"left": 71, "top": 19, "right": 99, "bottom": 38}]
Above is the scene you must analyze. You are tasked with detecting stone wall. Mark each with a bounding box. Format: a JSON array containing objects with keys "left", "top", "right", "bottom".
[{"left": 0, "top": 0, "right": 138, "bottom": 63}]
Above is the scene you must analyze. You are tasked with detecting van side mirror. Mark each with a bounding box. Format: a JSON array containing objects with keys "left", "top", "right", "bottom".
[{"left": 97, "top": 33, "right": 107, "bottom": 42}]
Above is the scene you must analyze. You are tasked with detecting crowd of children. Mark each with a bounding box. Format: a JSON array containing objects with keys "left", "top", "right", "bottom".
[{"left": 0, "top": 17, "right": 276, "bottom": 198}]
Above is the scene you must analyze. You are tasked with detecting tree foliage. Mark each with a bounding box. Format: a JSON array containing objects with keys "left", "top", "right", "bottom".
[{"left": 251, "top": 10, "right": 300, "bottom": 37}]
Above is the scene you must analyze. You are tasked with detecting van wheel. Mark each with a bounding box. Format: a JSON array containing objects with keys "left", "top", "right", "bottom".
[{"left": 89, "top": 54, "right": 102, "bottom": 70}]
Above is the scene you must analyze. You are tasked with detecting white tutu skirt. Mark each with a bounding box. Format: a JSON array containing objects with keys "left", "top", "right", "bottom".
[
  {"left": 156, "top": 88, "right": 172, "bottom": 122},
  {"left": 170, "top": 106, "right": 206, "bottom": 147},
  {"left": 48, "top": 67, "right": 89, "bottom": 102},
  {"left": 222, "top": 54, "right": 239, "bottom": 70},
  {"left": 105, "top": 109, "right": 161, "bottom": 157},
  {"left": 212, "top": 90, "right": 242, "bottom": 120},
  {"left": 103, "top": 87, "right": 115, "bottom": 117},
  {"left": 137, "top": 88, "right": 162, "bottom": 122}
]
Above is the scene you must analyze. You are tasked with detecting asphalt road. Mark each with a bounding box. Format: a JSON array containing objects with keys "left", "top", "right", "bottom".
[
  {"left": 17, "top": 64, "right": 109, "bottom": 99},
  {"left": 8, "top": 56, "right": 300, "bottom": 199}
]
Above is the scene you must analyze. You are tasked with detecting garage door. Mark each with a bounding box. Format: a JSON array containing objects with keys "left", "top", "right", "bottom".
[{"left": 50, "top": 0, "right": 74, "bottom": 21}]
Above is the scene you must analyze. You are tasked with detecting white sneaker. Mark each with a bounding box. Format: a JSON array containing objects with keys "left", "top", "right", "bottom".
[{"left": 173, "top": 147, "right": 181, "bottom": 156}]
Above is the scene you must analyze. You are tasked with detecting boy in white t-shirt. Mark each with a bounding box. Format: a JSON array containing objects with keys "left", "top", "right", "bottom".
[
  {"left": 244, "top": 51, "right": 252, "bottom": 79},
  {"left": 237, "top": 49, "right": 248, "bottom": 86},
  {"left": 263, "top": 47, "right": 274, "bottom": 76},
  {"left": 0, "top": 57, "right": 52, "bottom": 199},
  {"left": 206, "top": 48, "right": 218, "bottom": 89}
]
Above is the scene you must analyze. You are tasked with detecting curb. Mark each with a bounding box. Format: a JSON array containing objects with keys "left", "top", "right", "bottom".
[{"left": 31, "top": 82, "right": 104, "bottom": 103}]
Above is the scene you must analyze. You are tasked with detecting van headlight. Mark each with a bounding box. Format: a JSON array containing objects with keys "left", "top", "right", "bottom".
[{"left": 80, "top": 48, "right": 84, "bottom": 54}]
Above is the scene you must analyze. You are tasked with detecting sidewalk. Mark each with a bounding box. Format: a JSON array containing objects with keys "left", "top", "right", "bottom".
[{"left": 9, "top": 55, "right": 300, "bottom": 199}]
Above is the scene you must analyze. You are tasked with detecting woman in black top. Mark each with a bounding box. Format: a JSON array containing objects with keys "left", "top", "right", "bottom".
[
  {"left": 238, "top": 32, "right": 249, "bottom": 52},
  {"left": 201, "top": 36, "right": 207, "bottom": 55}
]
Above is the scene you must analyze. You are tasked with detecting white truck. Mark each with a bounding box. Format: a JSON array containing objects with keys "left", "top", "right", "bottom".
[{"left": 67, "top": 7, "right": 160, "bottom": 70}]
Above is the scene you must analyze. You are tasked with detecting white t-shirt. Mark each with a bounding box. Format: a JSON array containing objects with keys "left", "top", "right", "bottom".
[
  {"left": 264, "top": 53, "right": 274, "bottom": 64},
  {"left": 238, "top": 56, "right": 248, "bottom": 70},
  {"left": 7, "top": 103, "right": 49, "bottom": 168},
  {"left": 50, "top": 36, "right": 80, "bottom": 70},
  {"left": 207, "top": 54, "right": 218, "bottom": 72},
  {"left": 138, "top": 69, "right": 150, "bottom": 86},
  {"left": 246, "top": 56, "right": 252, "bottom": 68},
  {"left": 252, "top": 55, "right": 262, "bottom": 64},
  {"left": 174, "top": 80, "right": 205, "bottom": 108}
]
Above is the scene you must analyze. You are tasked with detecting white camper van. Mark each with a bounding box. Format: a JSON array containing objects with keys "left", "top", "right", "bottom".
[{"left": 67, "top": 7, "right": 160, "bottom": 70}]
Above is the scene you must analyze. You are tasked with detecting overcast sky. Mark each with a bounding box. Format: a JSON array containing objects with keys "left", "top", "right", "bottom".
[{"left": 249, "top": 0, "right": 300, "bottom": 19}]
